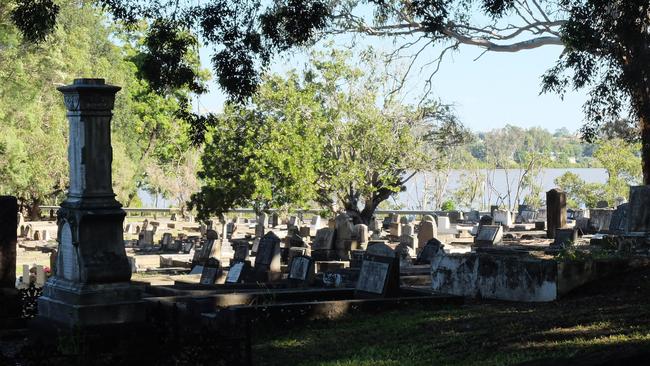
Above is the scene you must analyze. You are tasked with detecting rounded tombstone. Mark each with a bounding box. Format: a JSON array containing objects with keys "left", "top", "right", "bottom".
[
  {"left": 366, "top": 241, "right": 395, "bottom": 258},
  {"left": 206, "top": 229, "right": 219, "bottom": 240},
  {"left": 422, "top": 215, "right": 435, "bottom": 223},
  {"left": 479, "top": 215, "right": 494, "bottom": 226}
]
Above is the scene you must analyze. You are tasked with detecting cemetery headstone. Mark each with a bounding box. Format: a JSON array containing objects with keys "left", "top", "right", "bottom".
[
  {"left": 479, "top": 215, "right": 494, "bottom": 226},
  {"left": 299, "top": 226, "right": 312, "bottom": 239},
  {"left": 474, "top": 225, "right": 503, "bottom": 247},
  {"left": 271, "top": 212, "right": 279, "bottom": 227},
  {"left": 225, "top": 261, "right": 251, "bottom": 284},
  {"left": 596, "top": 200, "right": 609, "bottom": 208},
  {"left": 626, "top": 186, "right": 650, "bottom": 233},
  {"left": 233, "top": 240, "right": 250, "bottom": 261},
  {"left": 417, "top": 220, "right": 437, "bottom": 247},
  {"left": 311, "top": 228, "right": 337, "bottom": 260},
  {"left": 355, "top": 247, "right": 399, "bottom": 298},
  {"left": 448, "top": 211, "right": 463, "bottom": 224},
  {"left": 493, "top": 210, "right": 513, "bottom": 227},
  {"left": 552, "top": 228, "right": 578, "bottom": 248},
  {"left": 200, "top": 258, "right": 223, "bottom": 285},
  {"left": 415, "top": 238, "right": 445, "bottom": 265},
  {"left": 288, "top": 232, "right": 306, "bottom": 248},
  {"left": 609, "top": 203, "right": 629, "bottom": 233},
  {"left": 287, "top": 255, "right": 315, "bottom": 287},
  {"left": 253, "top": 232, "right": 282, "bottom": 281},
  {"left": 355, "top": 224, "right": 369, "bottom": 249},
  {"left": 466, "top": 210, "right": 481, "bottom": 223},
  {"left": 546, "top": 188, "right": 567, "bottom": 239}
]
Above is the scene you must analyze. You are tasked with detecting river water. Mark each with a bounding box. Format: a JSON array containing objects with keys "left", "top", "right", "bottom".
[{"left": 396, "top": 168, "right": 608, "bottom": 210}]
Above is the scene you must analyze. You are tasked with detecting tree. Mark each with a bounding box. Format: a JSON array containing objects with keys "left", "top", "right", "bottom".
[
  {"left": 13, "top": 1, "right": 650, "bottom": 181},
  {"left": 555, "top": 138, "right": 641, "bottom": 208},
  {"left": 191, "top": 48, "right": 459, "bottom": 224},
  {"left": 0, "top": 0, "right": 202, "bottom": 217}
]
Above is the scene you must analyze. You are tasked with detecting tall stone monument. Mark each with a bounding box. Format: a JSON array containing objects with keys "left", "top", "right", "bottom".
[
  {"left": 546, "top": 188, "right": 567, "bottom": 240},
  {"left": 38, "top": 79, "right": 145, "bottom": 327},
  {"left": 0, "top": 196, "right": 19, "bottom": 317}
]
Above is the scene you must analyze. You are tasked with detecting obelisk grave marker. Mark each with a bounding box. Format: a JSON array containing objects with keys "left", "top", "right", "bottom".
[{"left": 38, "top": 79, "right": 145, "bottom": 327}]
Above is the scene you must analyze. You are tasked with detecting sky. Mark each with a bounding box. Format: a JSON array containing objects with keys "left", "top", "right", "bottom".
[{"left": 195, "top": 34, "right": 589, "bottom": 134}]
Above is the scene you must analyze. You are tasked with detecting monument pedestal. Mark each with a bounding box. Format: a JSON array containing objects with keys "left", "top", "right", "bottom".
[
  {"left": 37, "top": 79, "right": 145, "bottom": 328},
  {"left": 38, "top": 279, "right": 145, "bottom": 327}
]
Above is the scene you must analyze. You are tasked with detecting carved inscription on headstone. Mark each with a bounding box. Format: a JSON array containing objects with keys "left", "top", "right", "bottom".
[{"left": 357, "top": 261, "right": 390, "bottom": 294}]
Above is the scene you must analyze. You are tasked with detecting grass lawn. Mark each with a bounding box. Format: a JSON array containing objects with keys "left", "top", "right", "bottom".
[{"left": 252, "top": 267, "right": 650, "bottom": 366}]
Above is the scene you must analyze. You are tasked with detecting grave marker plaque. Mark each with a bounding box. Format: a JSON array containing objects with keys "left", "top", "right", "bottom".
[
  {"left": 355, "top": 251, "right": 399, "bottom": 298},
  {"left": 225, "top": 261, "right": 250, "bottom": 284},
  {"left": 287, "top": 255, "right": 314, "bottom": 287},
  {"left": 199, "top": 258, "right": 222, "bottom": 285},
  {"left": 474, "top": 225, "right": 503, "bottom": 247}
]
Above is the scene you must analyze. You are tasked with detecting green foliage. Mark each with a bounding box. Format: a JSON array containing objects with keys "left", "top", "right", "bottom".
[
  {"left": 441, "top": 200, "right": 455, "bottom": 211},
  {"left": 0, "top": 0, "right": 202, "bottom": 216},
  {"left": 192, "top": 47, "right": 442, "bottom": 223},
  {"left": 554, "top": 139, "right": 641, "bottom": 208}
]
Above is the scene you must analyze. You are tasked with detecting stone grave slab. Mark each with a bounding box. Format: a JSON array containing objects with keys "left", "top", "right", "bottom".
[{"left": 474, "top": 225, "right": 503, "bottom": 247}]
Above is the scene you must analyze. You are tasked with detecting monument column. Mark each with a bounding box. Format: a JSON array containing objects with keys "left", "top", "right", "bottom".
[
  {"left": 546, "top": 188, "right": 567, "bottom": 239},
  {"left": 38, "top": 79, "right": 144, "bottom": 327}
]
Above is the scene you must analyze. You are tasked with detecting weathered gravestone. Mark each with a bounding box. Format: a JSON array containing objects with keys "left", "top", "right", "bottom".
[
  {"left": 546, "top": 188, "right": 567, "bottom": 239},
  {"left": 415, "top": 238, "right": 445, "bottom": 265},
  {"left": 448, "top": 211, "right": 463, "bottom": 224},
  {"left": 479, "top": 215, "right": 494, "bottom": 227},
  {"left": 474, "top": 225, "right": 503, "bottom": 247},
  {"left": 196, "top": 229, "right": 221, "bottom": 264},
  {"left": 402, "top": 223, "right": 415, "bottom": 236},
  {"left": 0, "top": 196, "right": 19, "bottom": 317},
  {"left": 356, "top": 243, "right": 399, "bottom": 298},
  {"left": 160, "top": 233, "right": 173, "bottom": 250},
  {"left": 355, "top": 224, "right": 369, "bottom": 249},
  {"left": 466, "top": 210, "right": 481, "bottom": 223},
  {"left": 200, "top": 258, "right": 223, "bottom": 285},
  {"left": 232, "top": 240, "right": 250, "bottom": 262},
  {"left": 38, "top": 79, "right": 144, "bottom": 327},
  {"left": 225, "top": 261, "right": 251, "bottom": 284},
  {"left": 552, "top": 228, "right": 578, "bottom": 248},
  {"left": 253, "top": 232, "right": 282, "bottom": 281},
  {"left": 417, "top": 220, "right": 437, "bottom": 247},
  {"left": 271, "top": 213, "right": 280, "bottom": 227},
  {"left": 609, "top": 203, "right": 629, "bottom": 233},
  {"left": 288, "top": 232, "right": 306, "bottom": 248},
  {"left": 287, "top": 255, "right": 315, "bottom": 287},
  {"left": 493, "top": 210, "right": 512, "bottom": 227},
  {"left": 310, "top": 228, "right": 337, "bottom": 260},
  {"left": 335, "top": 213, "right": 355, "bottom": 260},
  {"left": 626, "top": 186, "right": 650, "bottom": 234}
]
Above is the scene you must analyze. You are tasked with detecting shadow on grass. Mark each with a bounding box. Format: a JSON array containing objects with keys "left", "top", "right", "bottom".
[{"left": 253, "top": 268, "right": 650, "bottom": 366}]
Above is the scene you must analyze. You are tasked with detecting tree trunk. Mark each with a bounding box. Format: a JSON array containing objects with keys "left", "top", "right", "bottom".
[
  {"left": 27, "top": 199, "right": 41, "bottom": 221},
  {"left": 642, "top": 114, "right": 650, "bottom": 185}
]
